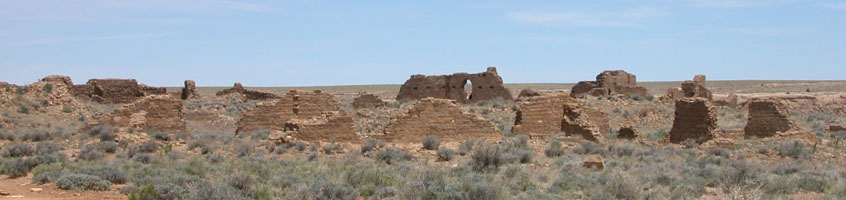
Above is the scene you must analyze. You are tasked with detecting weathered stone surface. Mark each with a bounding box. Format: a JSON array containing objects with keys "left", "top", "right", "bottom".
[
  {"left": 94, "top": 95, "right": 187, "bottom": 133},
  {"left": 517, "top": 89, "right": 541, "bottom": 99},
  {"left": 570, "top": 70, "right": 648, "bottom": 97},
  {"left": 512, "top": 93, "right": 574, "bottom": 136},
  {"left": 829, "top": 124, "right": 846, "bottom": 132},
  {"left": 713, "top": 93, "right": 739, "bottom": 108},
  {"left": 180, "top": 80, "right": 198, "bottom": 100},
  {"left": 669, "top": 98, "right": 717, "bottom": 144},
  {"left": 617, "top": 126, "right": 639, "bottom": 140},
  {"left": 681, "top": 75, "right": 712, "bottom": 100},
  {"left": 383, "top": 97, "right": 499, "bottom": 142},
  {"left": 561, "top": 101, "right": 610, "bottom": 142},
  {"left": 744, "top": 99, "right": 795, "bottom": 138},
  {"left": 41, "top": 75, "right": 73, "bottom": 86},
  {"left": 236, "top": 90, "right": 357, "bottom": 142},
  {"left": 352, "top": 92, "right": 385, "bottom": 109},
  {"left": 215, "top": 82, "right": 278, "bottom": 100},
  {"left": 583, "top": 154, "right": 604, "bottom": 170},
  {"left": 396, "top": 67, "right": 513, "bottom": 103},
  {"left": 71, "top": 79, "right": 167, "bottom": 104},
  {"left": 661, "top": 87, "right": 684, "bottom": 102}
]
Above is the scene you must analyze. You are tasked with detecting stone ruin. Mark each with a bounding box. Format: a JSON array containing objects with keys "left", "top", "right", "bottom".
[
  {"left": 215, "top": 83, "right": 279, "bottom": 100},
  {"left": 713, "top": 93, "right": 738, "bottom": 108},
  {"left": 396, "top": 67, "right": 513, "bottom": 103},
  {"left": 92, "top": 95, "right": 187, "bottom": 133},
  {"left": 511, "top": 93, "right": 610, "bottom": 141},
  {"left": 236, "top": 90, "right": 357, "bottom": 142},
  {"left": 744, "top": 98, "right": 796, "bottom": 138},
  {"left": 669, "top": 98, "right": 717, "bottom": 144},
  {"left": 681, "top": 75, "right": 712, "bottom": 100},
  {"left": 570, "top": 70, "right": 648, "bottom": 98},
  {"left": 617, "top": 126, "right": 639, "bottom": 140},
  {"left": 517, "top": 89, "right": 541, "bottom": 99},
  {"left": 382, "top": 97, "right": 499, "bottom": 142},
  {"left": 181, "top": 80, "right": 198, "bottom": 100},
  {"left": 72, "top": 78, "right": 167, "bottom": 104},
  {"left": 582, "top": 154, "right": 605, "bottom": 170},
  {"left": 352, "top": 92, "right": 386, "bottom": 109}
]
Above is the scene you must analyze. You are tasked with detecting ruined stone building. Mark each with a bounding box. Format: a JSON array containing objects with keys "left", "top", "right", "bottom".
[
  {"left": 236, "top": 90, "right": 357, "bottom": 142},
  {"left": 668, "top": 98, "right": 717, "bottom": 144},
  {"left": 181, "top": 80, "right": 198, "bottom": 100},
  {"left": 570, "top": 70, "right": 648, "bottom": 98},
  {"left": 352, "top": 92, "right": 386, "bottom": 109},
  {"left": 396, "top": 67, "right": 513, "bottom": 103},
  {"left": 71, "top": 78, "right": 167, "bottom": 104},
  {"left": 681, "top": 75, "right": 713, "bottom": 100},
  {"left": 382, "top": 97, "right": 499, "bottom": 142},
  {"left": 744, "top": 98, "right": 795, "bottom": 138},
  {"left": 517, "top": 89, "right": 541, "bottom": 99},
  {"left": 215, "top": 83, "right": 279, "bottom": 100},
  {"left": 511, "top": 93, "right": 610, "bottom": 141},
  {"left": 93, "top": 95, "right": 187, "bottom": 133}
]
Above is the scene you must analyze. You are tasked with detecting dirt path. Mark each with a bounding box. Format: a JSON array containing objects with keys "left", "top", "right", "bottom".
[{"left": 0, "top": 175, "right": 126, "bottom": 200}]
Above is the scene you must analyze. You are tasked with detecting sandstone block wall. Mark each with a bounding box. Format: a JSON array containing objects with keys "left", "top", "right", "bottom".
[
  {"left": 561, "top": 102, "right": 610, "bottom": 141},
  {"left": 517, "top": 89, "right": 541, "bottom": 99},
  {"left": 669, "top": 98, "right": 717, "bottom": 144},
  {"left": 396, "top": 67, "right": 513, "bottom": 103},
  {"left": 511, "top": 93, "right": 574, "bottom": 136},
  {"left": 570, "top": 70, "right": 648, "bottom": 98},
  {"left": 71, "top": 78, "right": 167, "bottom": 104},
  {"left": 382, "top": 97, "right": 499, "bottom": 142},
  {"left": 94, "top": 95, "right": 187, "bottom": 133},
  {"left": 236, "top": 90, "right": 356, "bottom": 142},
  {"left": 181, "top": 80, "right": 198, "bottom": 100},
  {"left": 352, "top": 92, "right": 386, "bottom": 109},
  {"left": 744, "top": 98, "right": 795, "bottom": 138},
  {"left": 215, "top": 82, "right": 279, "bottom": 100},
  {"left": 681, "top": 75, "right": 712, "bottom": 100}
]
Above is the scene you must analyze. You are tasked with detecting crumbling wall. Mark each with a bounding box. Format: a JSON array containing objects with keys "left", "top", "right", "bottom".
[
  {"left": 713, "top": 93, "right": 738, "bottom": 108},
  {"left": 517, "top": 89, "right": 541, "bottom": 99},
  {"left": 181, "top": 80, "right": 198, "bottom": 100},
  {"left": 669, "top": 98, "right": 717, "bottom": 144},
  {"left": 215, "top": 83, "right": 278, "bottom": 100},
  {"left": 236, "top": 90, "right": 356, "bottom": 142},
  {"left": 352, "top": 92, "right": 386, "bottom": 109},
  {"left": 681, "top": 75, "right": 712, "bottom": 100},
  {"left": 661, "top": 87, "right": 684, "bottom": 102},
  {"left": 744, "top": 99, "right": 795, "bottom": 138},
  {"left": 617, "top": 126, "right": 639, "bottom": 139},
  {"left": 382, "top": 97, "right": 499, "bottom": 142},
  {"left": 511, "top": 93, "right": 574, "bottom": 136},
  {"left": 561, "top": 102, "right": 610, "bottom": 141},
  {"left": 396, "top": 67, "right": 513, "bottom": 103},
  {"left": 72, "top": 78, "right": 167, "bottom": 104},
  {"left": 95, "top": 95, "right": 187, "bottom": 133},
  {"left": 570, "top": 70, "right": 648, "bottom": 97}
]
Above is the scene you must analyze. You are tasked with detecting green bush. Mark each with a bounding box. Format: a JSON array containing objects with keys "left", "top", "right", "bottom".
[
  {"left": 190, "top": 182, "right": 241, "bottom": 200},
  {"left": 36, "top": 142, "right": 60, "bottom": 155},
  {"left": 55, "top": 173, "right": 111, "bottom": 191},
  {"left": 75, "top": 166, "right": 128, "bottom": 184},
  {"left": 130, "top": 183, "right": 188, "bottom": 200},
  {"left": 360, "top": 138, "right": 383, "bottom": 153},
  {"left": 422, "top": 135, "right": 440, "bottom": 150},
  {"left": 437, "top": 147, "right": 455, "bottom": 161},
  {"left": 152, "top": 132, "right": 171, "bottom": 141},
  {"left": 0, "top": 158, "right": 29, "bottom": 178},
  {"left": 459, "top": 139, "right": 479, "bottom": 156},
  {"left": 544, "top": 140, "right": 564, "bottom": 158},
  {"left": 1, "top": 143, "right": 34, "bottom": 157},
  {"left": 470, "top": 143, "right": 504, "bottom": 172},
  {"left": 79, "top": 144, "right": 104, "bottom": 161},
  {"left": 372, "top": 148, "right": 414, "bottom": 165},
  {"left": 33, "top": 170, "right": 64, "bottom": 184}
]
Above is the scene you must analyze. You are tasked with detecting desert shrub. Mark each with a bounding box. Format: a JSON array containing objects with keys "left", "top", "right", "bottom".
[
  {"left": 79, "top": 144, "right": 104, "bottom": 161},
  {"left": 236, "top": 142, "right": 254, "bottom": 157},
  {"left": 225, "top": 172, "right": 255, "bottom": 197},
  {"left": 151, "top": 132, "right": 171, "bottom": 141},
  {"left": 343, "top": 166, "right": 396, "bottom": 197},
  {"left": 459, "top": 138, "right": 480, "bottom": 156},
  {"left": 683, "top": 139, "right": 698, "bottom": 148},
  {"left": 36, "top": 142, "right": 60, "bottom": 155},
  {"left": 129, "top": 140, "right": 160, "bottom": 157},
  {"left": 133, "top": 153, "right": 154, "bottom": 164},
  {"left": 189, "top": 181, "right": 242, "bottom": 200},
  {"left": 19, "top": 130, "right": 55, "bottom": 142},
  {"left": 778, "top": 140, "right": 809, "bottom": 160},
  {"left": 23, "top": 153, "right": 65, "bottom": 169},
  {"left": 513, "top": 149, "right": 534, "bottom": 164},
  {"left": 422, "top": 135, "right": 440, "bottom": 150},
  {"left": 55, "top": 173, "right": 111, "bottom": 191},
  {"left": 372, "top": 148, "right": 414, "bottom": 164},
  {"left": 470, "top": 143, "right": 505, "bottom": 172},
  {"left": 307, "top": 152, "right": 318, "bottom": 161},
  {"left": 0, "top": 158, "right": 29, "bottom": 178},
  {"left": 129, "top": 183, "right": 189, "bottom": 200},
  {"left": 100, "top": 141, "right": 118, "bottom": 153},
  {"left": 287, "top": 178, "right": 359, "bottom": 200},
  {"left": 544, "top": 140, "right": 564, "bottom": 158},
  {"left": 608, "top": 143, "right": 637, "bottom": 157},
  {"left": 188, "top": 140, "right": 213, "bottom": 154},
  {"left": 206, "top": 153, "right": 224, "bottom": 164},
  {"left": 249, "top": 129, "right": 270, "bottom": 140},
  {"left": 294, "top": 142, "right": 307, "bottom": 152},
  {"left": 797, "top": 174, "right": 829, "bottom": 193},
  {"left": 0, "top": 131, "right": 15, "bottom": 141},
  {"left": 33, "top": 170, "right": 64, "bottom": 184},
  {"left": 322, "top": 144, "right": 341, "bottom": 155},
  {"left": 573, "top": 141, "right": 607, "bottom": 155},
  {"left": 88, "top": 125, "right": 116, "bottom": 140},
  {"left": 513, "top": 135, "right": 529, "bottom": 149},
  {"left": 437, "top": 147, "right": 455, "bottom": 161},
  {"left": 709, "top": 148, "right": 732, "bottom": 158},
  {"left": 75, "top": 166, "right": 128, "bottom": 184},
  {"left": 360, "top": 138, "right": 383, "bottom": 153},
  {"left": 1, "top": 143, "right": 34, "bottom": 157}
]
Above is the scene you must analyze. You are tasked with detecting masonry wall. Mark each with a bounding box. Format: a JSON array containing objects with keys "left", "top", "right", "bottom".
[
  {"left": 396, "top": 67, "right": 513, "bottom": 103},
  {"left": 669, "top": 98, "right": 717, "bottom": 144},
  {"left": 744, "top": 99, "right": 795, "bottom": 138},
  {"left": 382, "top": 97, "right": 499, "bottom": 142}
]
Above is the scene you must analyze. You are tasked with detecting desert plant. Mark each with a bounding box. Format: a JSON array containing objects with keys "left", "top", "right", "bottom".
[
  {"left": 151, "top": 132, "right": 171, "bottom": 141},
  {"left": 544, "top": 140, "right": 564, "bottom": 158},
  {"left": 470, "top": 143, "right": 504, "bottom": 172},
  {"left": 79, "top": 144, "right": 104, "bottom": 161},
  {"left": 437, "top": 147, "right": 455, "bottom": 161},
  {"left": 1, "top": 143, "right": 34, "bottom": 157},
  {"left": 372, "top": 148, "right": 414, "bottom": 165},
  {"left": 55, "top": 173, "right": 111, "bottom": 191},
  {"left": 0, "top": 158, "right": 29, "bottom": 178},
  {"left": 422, "top": 135, "right": 440, "bottom": 150},
  {"left": 360, "top": 138, "right": 383, "bottom": 153},
  {"left": 35, "top": 142, "right": 60, "bottom": 155},
  {"left": 74, "top": 166, "right": 128, "bottom": 184}
]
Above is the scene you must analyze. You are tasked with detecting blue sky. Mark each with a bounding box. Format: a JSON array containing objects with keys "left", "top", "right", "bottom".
[{"left": 1, "top": 0, "right": 844, "bottom": 86}]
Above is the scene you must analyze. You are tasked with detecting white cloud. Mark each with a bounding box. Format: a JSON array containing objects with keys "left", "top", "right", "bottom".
[
  {"left": 506, "top": 7, "right": 666, "bottom": 27},
  {"left": 4, "top": 33, "right": 171, "bottom": 47}
]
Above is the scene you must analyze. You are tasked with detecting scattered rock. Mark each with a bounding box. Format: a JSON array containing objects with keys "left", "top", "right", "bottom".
[
  {"left": 583, "top": 154, "right": 605, "bottom": 170},
  {"left": 397, "top": 67, "right": 513, "bottom": 103},
  {"left": 0, "top": 190, "right": 9, "bottom": 196},
  {"left": 829, "top": 124, "right": 846, "bottom": 132},
  {"left": 30, "top": 188, "right": 42, "bottom": 192}
]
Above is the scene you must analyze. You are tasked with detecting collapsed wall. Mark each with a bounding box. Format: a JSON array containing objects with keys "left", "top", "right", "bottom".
[
  {"left": 382, "top": 97, "right": 499, "bottom": 142},
  {"left": 236, "top": 90, "right": 357, "bottom": 142},
  {"left": 669, "top": 98, "right": 717, "bottom": 144},
  {"left": 352, "top": 92, "right": 386, "bottom": 109},
  {"left": 396, "top": 67, "right": 513, "bottom": 103},
  {"left": 511, "top": 93, "right": 609, "bottom": 141},
  {"left": 570, "top": 70, "right": 648, "bottom": 98},
  {"left": 744, "top": 98, "right": 795, "bottom": 138},
  {"left": 215, "top": 83, "right": 278, "bottom": 100},
  {"left": 181, "top": 80, "right": 198, "bottom": 100},
  {"left": 517, "top": 89, "right": 541, "bottom": 99},
  {"left": 681, "top": 75, "right": 712, "bottom": 100},
  {"left": 72, "top": 78, "right": 167, "bottom": 104},
  {"left": 93, "top": 95, "right": 187, "bottom": 133}
]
